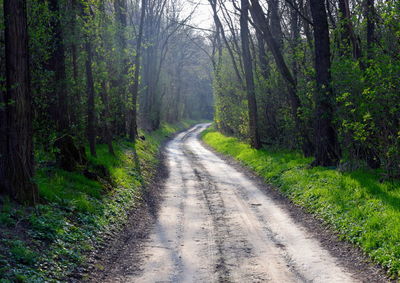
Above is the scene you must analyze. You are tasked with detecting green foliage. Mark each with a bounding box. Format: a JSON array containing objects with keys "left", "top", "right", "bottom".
[
  {"left": 332, "top": 54, "right": 400, "bottom": 174},
  {"left": 211, "top": 0, "right": 400, "bottom": 174},
  {"left": 213, "top": 50, "right": 249, "bottom": 137},
  {"left": 0, "top": 121, "right": 198, "bottom": 282},
  {"left": 203, "top": 128, "right": 400, "bottom": 278}
]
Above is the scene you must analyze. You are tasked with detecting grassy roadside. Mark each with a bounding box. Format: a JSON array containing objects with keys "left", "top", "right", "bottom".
[
  {"left": 202, "top": 126, "right": 400, "bottom": 278},
  {"left": 0, "top": 120, "right": 199, "bottom": 282}
]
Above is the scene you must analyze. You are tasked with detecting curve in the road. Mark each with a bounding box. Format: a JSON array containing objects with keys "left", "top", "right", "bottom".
[{"left": 103, "top": 124, "right": 371, "bottom": 283}]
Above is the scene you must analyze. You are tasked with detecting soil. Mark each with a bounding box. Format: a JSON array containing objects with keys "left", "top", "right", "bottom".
[{"left": 83, "top": 124, "right": 391, "bottom": 283}]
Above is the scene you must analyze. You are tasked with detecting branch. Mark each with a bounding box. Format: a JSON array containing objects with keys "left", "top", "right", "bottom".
[{"left": 284, "top": 0, "right": 314, "bottom": 26}]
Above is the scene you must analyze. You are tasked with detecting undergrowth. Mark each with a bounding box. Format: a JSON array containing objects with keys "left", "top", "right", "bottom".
[
  {"left": 0, "top": 120, "right": 198, "bottom": 282},
  {"left": 202, "top": 126, "right": 400, "bottom": 278}
]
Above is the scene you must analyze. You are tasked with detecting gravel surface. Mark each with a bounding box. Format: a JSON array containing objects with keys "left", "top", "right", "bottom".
[{"left": 86, "top": 124, "right": 390, "bottom": 283}]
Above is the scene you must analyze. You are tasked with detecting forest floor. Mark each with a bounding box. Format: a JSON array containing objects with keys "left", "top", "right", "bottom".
[
  {"left": 88, "top": 124, "right": 389, "bottom": 282},
  {"left": 0, "top": 120, "right": 202, "bottom": 282}
]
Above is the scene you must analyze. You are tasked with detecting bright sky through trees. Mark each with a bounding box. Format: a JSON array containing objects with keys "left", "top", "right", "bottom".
[{"left": 183, "top": 0, "right": 213, "bottom": 30}]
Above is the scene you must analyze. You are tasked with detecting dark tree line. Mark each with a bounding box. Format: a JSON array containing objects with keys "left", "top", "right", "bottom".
[
  {"left": 0, "top": 0, "right": 213, "bottom": 204},
  {"left": 210, "top": 0, "right": 400, "bottom": 173}
]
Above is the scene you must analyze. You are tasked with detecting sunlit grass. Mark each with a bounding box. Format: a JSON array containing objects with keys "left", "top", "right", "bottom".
[
  {"left": 0, "top": 120, "right": 200, "bottom": 282},
  {"left": 202, "top": 127, "right": 400, "bottom": 278}
]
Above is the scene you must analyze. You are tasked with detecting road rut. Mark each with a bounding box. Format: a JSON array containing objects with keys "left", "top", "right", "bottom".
[{"left": 98, "top": 124, "right": 379, "bottom": 283}]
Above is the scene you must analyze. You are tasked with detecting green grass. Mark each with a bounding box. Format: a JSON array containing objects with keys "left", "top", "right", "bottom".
[
  {"left": 202, "top": 126, "right": 400, "bottom": 278},
  {"left": 0, "top": 119, "right": 200, "bottom": 282}
]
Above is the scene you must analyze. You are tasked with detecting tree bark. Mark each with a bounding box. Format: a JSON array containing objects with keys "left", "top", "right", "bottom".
[
  {"left": 256, "top": 30, "right": 269, "bottom": 80},
  {"left": 250, "top": 0, "right": 314, "bottom": 156},
  {"left": 100, "top": 81, "right": 115, "bottom": 156},
  {"left": 309, "top": 0, "right": 341, "bottom": 166},
  {"left": 69, "top": 0, "right": 81, "bottom": 126},
  {"left": 365, "top": 0, "right": 375, "bottom": 60},
  {"left": 85, "top": 40, "right": 97, "bottom": 157},
  {"left": 338, "top": 0, "right": 361, "bottom": 59},
  {"left": 240, "top": 0, "right": 261, "bottom": 149},
  {"left": 49, "top": 0, "right": 69, "bottom": 132},
  {"left": 129, "top": 0, "right": 146, "bottom": 140},
  {"left": 0, "top": 82, "right": 6, "bottom": 196},
  {"left": 114, "top": 0, "right": 128, "bottom": 136},
  {"left": 2, "top": 0, "right": 38, "bottom": 204},
  {"left": 208, "top": 0, "right": 243, "bottom": 84},
  {"left": 268, "top": 0, "right": 283, "bottom": 50}
]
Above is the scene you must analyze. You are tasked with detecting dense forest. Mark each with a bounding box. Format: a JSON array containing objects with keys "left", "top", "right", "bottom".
[
  {"left": 0, "top": 0, "right": 213, "bottom": 204},
  {"left": 210, "top": 0, "right": 399, "bottom": 175},
  {"left": 1, "top": 0, "right": 399, "bottom": 204}
]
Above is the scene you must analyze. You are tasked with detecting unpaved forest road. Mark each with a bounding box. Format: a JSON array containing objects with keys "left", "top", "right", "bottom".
[{"left": 97, "top": 124, "right": 384, "bottom": 283}]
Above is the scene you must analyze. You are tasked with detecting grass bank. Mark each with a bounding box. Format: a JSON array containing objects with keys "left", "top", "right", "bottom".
[
  {"left": 202, "top": 127, "right": 400, "bottom": 278},
  {"left": 0, "top": 120, "right": 198, "bottom": 282}
]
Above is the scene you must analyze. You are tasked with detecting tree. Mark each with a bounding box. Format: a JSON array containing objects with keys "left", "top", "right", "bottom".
[
  {"left": 364, "top": 0, "right": 375, "bottom": 60},
  {"left": 240, "top": 0, "right": 261, "bottom": 149},
  {"left": 114, "top": 0, "right": 128, "bottom": 135},
  {"left": 129, "top": 0, "right": 146, "bottom": 140},
  {"left": 2, "top": 0, "right": 38, "bottom": 203},
  {"left": 81, "top": 2, "right": 97, "bottom": 156},
  {"left": 309, "top": 0, "right": 341, "bottom": 166},
  {"left": 48, "top": 0, "right": 70, "bottom": 132},
  {"left": 250, "top": 0, "right": 314, "bottom": 155}
]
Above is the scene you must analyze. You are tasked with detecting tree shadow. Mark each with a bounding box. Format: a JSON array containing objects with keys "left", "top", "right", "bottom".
[{"left": 346, "top": 170, "right": 400, "bottom": 212}]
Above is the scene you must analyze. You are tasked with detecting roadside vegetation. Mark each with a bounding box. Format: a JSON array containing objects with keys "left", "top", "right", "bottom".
[
  {"left": 0, "top": 120, "right": 197, "bottom": 282},
  {"left": 203, "top": 127, "right": 400, "bottom": 278}
]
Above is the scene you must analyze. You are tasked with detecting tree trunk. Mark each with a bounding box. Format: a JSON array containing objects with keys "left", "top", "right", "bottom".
[
  {"left": 85, "top": 40, "right": 97, "bottom": 156},
  {"left": 256, "top": 30, "right": 269, "bottom": 80},
  {"left": 250, "top": 0, "right": 314, "bottom": 155},
  {"left": 338, "top": 0, "right": 361, "bottom": 59},
  {"left": 114, "top": 0, "right": 128, "bottom": 136},
  {"left": 2, "top": 0, "right": 38, "bottom": 204},
  {"left": 129, "top": 0, "right": 146, "bottom": 140},
  {"left": 309, "top": 0, "right": 341, "bottom": 166},
  {"left": 240, "top": 0, "right": 261, "bottom": 149},
  {"left": 0, "top": 85, "right": 6, "bottom": 195},
  {"left": 100, "top": 81, "right": 115, "bottom": 156},
  {"left": 49, "top": 0, "right": 69, "bottom": 132},
  {"left": 208, "top": 0, "right": 243, "bottom": 84},
  {"left": 69, "top": 0, "right": 81, "bottom": 127},
  {"left": 268, "top": 0, "right": 283, "bottom": 50},
  {"left": 365, "top": 0, "right": 375, "bottom": 60}
]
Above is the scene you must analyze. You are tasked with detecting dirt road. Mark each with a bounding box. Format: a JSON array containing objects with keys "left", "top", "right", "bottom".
[{"left": 94, "top": 124, "right": 385, "bottom": 283}]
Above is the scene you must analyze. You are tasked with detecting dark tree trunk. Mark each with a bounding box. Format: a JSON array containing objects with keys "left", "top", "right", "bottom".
[
  {"left": 114, "top": 0, "right": 128, "bottom": 136},
  {"left": 49, "top": 0, "right": 69, "bottom": 132},
  {"left": 256, "top": 30, "right": 269, "bottom": 80},
  {"left": 69, "top": 0, "right": 81, "bottom": 126},
  {"left": 240, "top": 0, "right": 261, "bottom": 149},
  {"left": 85, "top": 40, "right": 96, "bottom": 157},
  {"left": 250, "top": 0, "right": 314, "bottom": 156},
  {"left": 0, "top": 38, "right": 6, "bottom": 193},
  {"left": 268, "top": 0, "right": 283, "bottom": 50},
  {"left": 100, "top": 81, "right": 115, "bottom": 156},
  {"left": 290, "top": 0, "right": 300, "bottom": 85},
  {"left": 79, "top": 2, "right": 96, "bottom": 156},
  {"left": 2, "top": 0, "right": 38, "bottom": 204},
  {"left": 309, "top": 0, "right": 341, "bottom": 166},
  {"left": 208, "top": 0, "right": 243, "bottom": 84},
  {"left": 129, "top": 0, "right": 146, "bottom": 140},
  {"left": 365, "top": 0, "right": 375, "bottom": 60},
  {"left": 0, "top": 86, "right": 6, "bottom": 195},
  {"left": 338, "top": 0, "right": 361, "bottom": 59}
]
